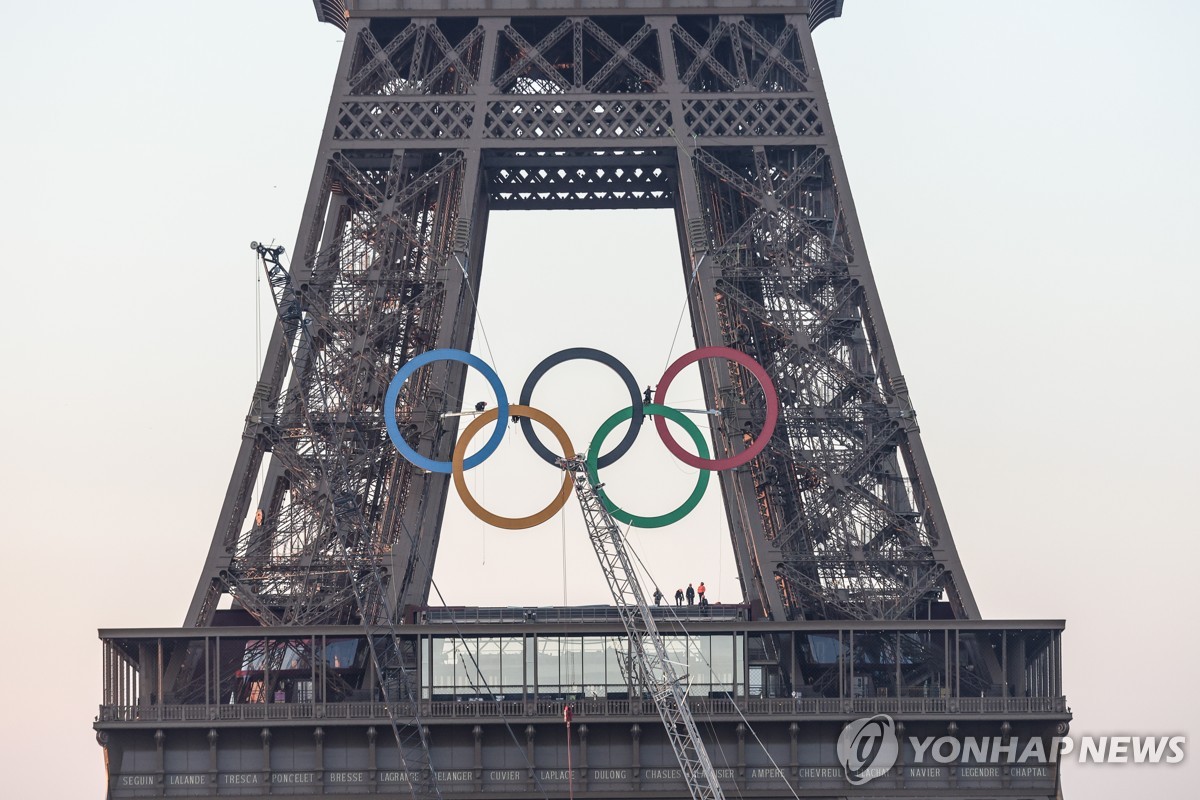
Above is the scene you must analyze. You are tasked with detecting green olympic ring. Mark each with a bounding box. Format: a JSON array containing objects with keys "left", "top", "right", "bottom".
[{"left": 586, "top": 404, "right": 711, "bottom": 529}]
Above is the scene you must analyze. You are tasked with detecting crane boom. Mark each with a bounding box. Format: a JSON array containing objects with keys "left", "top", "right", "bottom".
[{"left": 560, "top": 457, "right": 726, "bottom": 800}]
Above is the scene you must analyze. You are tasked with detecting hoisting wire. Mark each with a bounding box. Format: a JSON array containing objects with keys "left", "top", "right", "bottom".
[
  {"left": 448, "top": 246, "right": 501, "bottom": 571},
  {"left": 452, "top": 251, "right": 501, "bottom": 376},
  {"left": 475, "top": 456, "right": 486, "bottom": 565},
  {"left": 717, "top": 515, "right": 723, "bottom": 611},
  {"left": 719, "top": 692, "right": 800, "bottom": 800},
  {"left": 663, "top": 287, "right": 698, "bottom": 375}
]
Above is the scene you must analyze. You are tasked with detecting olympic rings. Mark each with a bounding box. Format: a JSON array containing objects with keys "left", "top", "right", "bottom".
[
  {"left": 452, "top": 405, "right": 574, "bottom": 530},
  {"left": 519, "top": 348, "right": 644, "bottom": 469},
  {"left": 653, "top": 346, "right": 778, "bottom": 470},
  {"left": 385, "top": 345, "right": 780, "bottom": 529},
  {"left": 384, "top": 349, "right": 508, "bottom": 474},
  {"left": 586, "top": 404, "right": 710, "bottom": 529}
]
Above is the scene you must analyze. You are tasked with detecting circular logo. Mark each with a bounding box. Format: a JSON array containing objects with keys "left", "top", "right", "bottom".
[
  {"left": 384, "top": 346, "right": 779, "bottom": 529},
  {"left": 836, "top": 714, "right": 898, "bottom": 786}
]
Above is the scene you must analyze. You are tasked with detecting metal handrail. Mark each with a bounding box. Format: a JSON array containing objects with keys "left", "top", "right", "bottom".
[{"left": 98, "top": 695, "right": 1068, "bottom": 723}]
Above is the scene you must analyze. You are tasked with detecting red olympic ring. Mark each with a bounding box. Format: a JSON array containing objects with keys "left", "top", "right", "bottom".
[{"left": 653, "top": 346, "right": 779, "bottom": 470}]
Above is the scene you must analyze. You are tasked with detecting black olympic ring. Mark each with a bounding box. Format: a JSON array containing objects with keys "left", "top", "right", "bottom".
[{"left": 518, "top": 347, "right": 645, "bottom": 469}]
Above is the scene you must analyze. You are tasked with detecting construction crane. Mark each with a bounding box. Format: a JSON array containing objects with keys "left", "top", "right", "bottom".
[
  {"left": 559, "top": 456, "right": 726, "bottom": 800},
  {"left": 253, "top": 242, "right": 441, "bottom": 800}
]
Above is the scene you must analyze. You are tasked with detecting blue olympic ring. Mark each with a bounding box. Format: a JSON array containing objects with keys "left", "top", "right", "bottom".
[{"left": 383, "top": 348, "right": 509, "bottom": 474}]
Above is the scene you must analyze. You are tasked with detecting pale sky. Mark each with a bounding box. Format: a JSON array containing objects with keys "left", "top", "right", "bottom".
[{"left": 0, "top": 1, "right": 1196, "bottom": 798}]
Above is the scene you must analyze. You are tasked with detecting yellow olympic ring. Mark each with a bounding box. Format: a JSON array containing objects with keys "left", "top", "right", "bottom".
[{"left": 451, "top": 405, "right": 575, "bottom": 530}]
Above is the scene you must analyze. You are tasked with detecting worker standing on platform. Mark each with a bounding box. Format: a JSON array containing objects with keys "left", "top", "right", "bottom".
[
  {"left": 674, "top": 588, "right": 684, "bottom": 606},
  {"left": 686, "top": 584, "right": 695, "bottom": 606},
  {"left": 653, "top": 587, "right": 663, "bottom": 606},
  {"left": 697, "top": 581, "right": 706, "bottom": 602}
]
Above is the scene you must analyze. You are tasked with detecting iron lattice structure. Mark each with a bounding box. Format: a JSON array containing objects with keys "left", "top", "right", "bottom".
[
  {"left": 95, "top": 10, "right": 1070, "bottom": 799},
  {"left": 188, "top": 0, "right": 977, "bottom": 632}
]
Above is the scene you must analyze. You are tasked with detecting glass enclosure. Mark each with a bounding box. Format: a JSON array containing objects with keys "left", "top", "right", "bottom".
[{"left": 422, "top": 634, "right": 744, "bottom": 700}]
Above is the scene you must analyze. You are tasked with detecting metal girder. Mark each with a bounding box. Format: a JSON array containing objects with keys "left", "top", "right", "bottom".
[
  {"left": 484, "top": 149, "right": 676, "bottom": 209},
  {"left": 317, "top": 1, "right": 845, "bottom": 29}
]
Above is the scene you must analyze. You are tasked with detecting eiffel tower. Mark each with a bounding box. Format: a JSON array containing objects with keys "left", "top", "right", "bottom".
[{"left": 95, "top": 2, "right": 1070, "bottom": 797}]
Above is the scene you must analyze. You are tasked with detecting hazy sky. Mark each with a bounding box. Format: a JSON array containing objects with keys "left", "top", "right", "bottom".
[{"left": 0, "top": 1, "right": 1196, "bottom": 798}]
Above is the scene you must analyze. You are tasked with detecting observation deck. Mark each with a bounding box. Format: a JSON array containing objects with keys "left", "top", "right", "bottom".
[{"left": 97, "top": 609, "right": 1068, "bottom": 797}]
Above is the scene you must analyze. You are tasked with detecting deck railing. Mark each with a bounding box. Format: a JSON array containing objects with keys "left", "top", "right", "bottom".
[{"left": 98, "top": 694, "right": 1068, "bottom": 724}]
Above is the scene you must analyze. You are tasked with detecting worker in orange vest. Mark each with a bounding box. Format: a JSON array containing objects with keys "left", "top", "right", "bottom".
[{"left": 697, "top": 581, "right": 706, "bottom": 601}]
